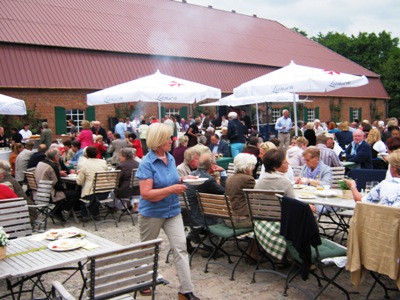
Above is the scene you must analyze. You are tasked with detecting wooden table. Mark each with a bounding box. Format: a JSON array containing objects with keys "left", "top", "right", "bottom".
[{"left": 0, "top": 227, "right": 122, "bottom": 299}]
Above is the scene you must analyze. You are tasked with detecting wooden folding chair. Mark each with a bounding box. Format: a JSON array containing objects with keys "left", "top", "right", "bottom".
[
  {"left": 117, "top": 168, "right": 138, "bottom": 225},
  {"left": 24, "top": 174, "right": 61, "bottom": 231},
  {"left": 0, "top": 198, "right": 32, "bottom": 238},
  {"left": 197, "top": 192, "right": 253, "bottom": 281},
  {"left": 226, "top": 163, "right": 235, "bottom": 177},
  {"left": 243, "top": 189, "right": 287, "bottom": 283},
  {"left": 51, "top": 238, "right": 168, "bottom": 300},
  {"left": 80, "top": 171, "right": 121, "bottom": 231}
]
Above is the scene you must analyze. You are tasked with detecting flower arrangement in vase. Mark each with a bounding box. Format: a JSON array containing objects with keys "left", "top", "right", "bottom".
[{"left": 0, "top": 226, "right": 10, "bottom": 260}]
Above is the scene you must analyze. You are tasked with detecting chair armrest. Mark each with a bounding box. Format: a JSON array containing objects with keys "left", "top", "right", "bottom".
[{"left": 51, "top": 281, "right": 76, "bottom": 300}]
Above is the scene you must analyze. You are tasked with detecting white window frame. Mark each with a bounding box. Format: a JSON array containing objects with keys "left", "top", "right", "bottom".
[
  {"left": 271, "top": 108, "right": 281, "bottom": 123},
  {"left": 352, "top": 108, "right": 359, "bottom": 121},
  {"left": 166, "top": 108, "right": 180, "bottom": 117},
  {"left": 66, "top": 109, "right": 85, "bottom": 132},
  {"left": 307, "top": 109, "right": 315, "bottom": 122}
]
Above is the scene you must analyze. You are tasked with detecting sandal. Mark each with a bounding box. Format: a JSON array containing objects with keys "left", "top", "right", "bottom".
[{"left": 139, "top": 288, "right": 152, "bottom": 296}]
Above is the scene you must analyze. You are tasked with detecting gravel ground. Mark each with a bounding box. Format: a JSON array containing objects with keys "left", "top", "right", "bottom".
[{"left": 1, "top": 214, "right": 398, "bottom": 300}]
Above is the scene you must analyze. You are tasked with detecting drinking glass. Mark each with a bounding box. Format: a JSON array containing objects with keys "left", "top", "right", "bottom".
[{"left": 323, "top": 184, "right": 331, "bottom": 199}]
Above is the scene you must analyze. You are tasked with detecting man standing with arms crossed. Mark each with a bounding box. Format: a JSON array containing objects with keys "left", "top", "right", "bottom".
[{"left": 275, "top": 109, "right": 292, "bottom": 150}]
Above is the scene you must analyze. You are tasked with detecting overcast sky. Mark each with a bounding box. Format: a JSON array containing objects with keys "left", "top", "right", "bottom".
[{"left": 187, "top": 0, "right": 400, "bottom": 39}]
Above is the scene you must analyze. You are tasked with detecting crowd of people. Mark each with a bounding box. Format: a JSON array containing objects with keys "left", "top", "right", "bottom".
[{"left": 3, "top": 110, "right": 400, "bottom": 300}]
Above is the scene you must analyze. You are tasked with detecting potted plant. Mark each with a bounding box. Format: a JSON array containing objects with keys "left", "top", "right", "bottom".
[
  {"left": 0, "top": 227, "right": 9, "bottom": 260},
  {"left": 338, "top": 180, "right": 353, "bottom": 199}
]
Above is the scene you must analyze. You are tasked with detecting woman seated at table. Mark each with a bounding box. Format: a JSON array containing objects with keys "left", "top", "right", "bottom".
[
  {"left": 344, "top": 150, "right": 400, "bottom": 207},
  {"left": 76, "top": 146, "right": 108, "bottom": 221},
  {"left": 253, "top": 149, "right": 298, "bottom": 262},
  {"left": 295, "top": 146, "right": 332, "bottom": 187},
  {"left": 225, "top": 153, "right": 257, "bottom": 228},
  {"left": 114, "top": 148, "right": 140, "bottom": 213}
]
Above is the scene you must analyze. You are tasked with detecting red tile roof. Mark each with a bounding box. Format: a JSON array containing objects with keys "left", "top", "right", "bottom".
[
  {"left": 0, "top": 0, "right": 388, "bottom": 99},
  {"left": 0, "top": 44, "right": 388, "bottom": 98}
]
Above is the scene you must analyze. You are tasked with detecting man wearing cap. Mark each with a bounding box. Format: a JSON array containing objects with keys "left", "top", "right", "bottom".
[{"left": 275, "top": 109, "right": 292, "bottom": 150}]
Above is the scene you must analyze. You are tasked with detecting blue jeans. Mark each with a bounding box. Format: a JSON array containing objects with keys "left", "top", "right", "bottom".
[{"left": 230, "top": 143, "right": 245, "bottom": 158}]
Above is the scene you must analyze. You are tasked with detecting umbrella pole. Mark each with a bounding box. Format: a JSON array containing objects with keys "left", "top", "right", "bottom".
[
  {"left": 256, "top": 103, "right": 260, "bottom": 132},
  {"left": 293, "top": 93, "right": 298, "bottom": 136},
  {"left": 158, "top": 102, "right": 161, "bottom": 120}
]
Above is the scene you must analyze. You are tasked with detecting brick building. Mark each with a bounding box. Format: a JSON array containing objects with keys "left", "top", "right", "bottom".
[{"left": 0, "top": 0, "right": 389, "bottom": 137}]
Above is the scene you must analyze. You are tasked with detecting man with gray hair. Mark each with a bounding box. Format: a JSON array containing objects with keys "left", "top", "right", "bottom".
[
  {"left": 15, "top": 140, "right": 35, "bottom": 183},
  {"left": 34, "top": 148, "right": 80, "bottom": 222},
  {"left": 275, "top": 109, "right": 292, "bottom": 150},
  {"left": 39, "top": 121, "right": 52, "bottom": 149}
]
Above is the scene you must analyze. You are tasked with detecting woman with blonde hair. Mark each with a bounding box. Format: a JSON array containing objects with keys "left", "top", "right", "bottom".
[
  {"left": 303, "top": 122, "right": 316, "bottom": 146},
  {"left": 286, "top": 136, "right": 308, "bottom": 167},
  {"left": 76, "top": 120, "right": 93, "bottom": 148},
  {"left": 336, "top": 121, "right": 353, "bottom": 150},
  {"left": 136, "top": 123, "right": 199, "bottom": 300},
  {"left": 366, "top": 128, "right": 388, "bottom": 169}
]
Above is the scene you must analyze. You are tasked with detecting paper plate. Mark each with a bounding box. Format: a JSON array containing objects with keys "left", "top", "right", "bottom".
[
  {"left": 183, "top": 178, "right": 208, "bottom": 186},
  {"left": 45, "top": 229, "right": 80, "bottom": 240},
  {"left": 48, "top": 238, "right": 83, "bottom": 251},
  {"left": 293, "top": 184, "right": 304, "bottom": 189},
  {"left": 315, "top": 190, "right": 338, "bottom": 197},
  {"left": 67, "top": 174, "right": 77, "bottom": 178},
  {"left": 297, "top": 194, "right": 317, "bottom": 199}
]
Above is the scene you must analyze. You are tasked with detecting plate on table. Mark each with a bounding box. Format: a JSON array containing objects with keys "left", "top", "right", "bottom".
[
  {"left": 315, "top": 190, "right": 339, "bottom": 197},
  {"left": 183, "top": 178, "right": 208, "bottom": 186},
  {"left": 67, "top": 174, "right": 77, "bottom": 178},
  {"left": 298, "top": 194, "right": 317, "bottom": 199},
  {"left": 293, "top": 184, "right": 304, "bottom": 189},
  {"left": 48, "top": 238, "right": 83, "bottom": 252},
  {"left": 45, "top": 229, "right": 80, "bottom": 240}
]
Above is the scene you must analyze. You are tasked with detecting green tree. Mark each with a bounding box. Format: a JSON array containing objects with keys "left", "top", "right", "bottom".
[{"left": 312, "top": 30, "right": 400, "bottom": 115}]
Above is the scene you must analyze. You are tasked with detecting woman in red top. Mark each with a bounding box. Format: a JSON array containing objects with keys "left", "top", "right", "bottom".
[
  {"left": 127, "top": 133, "right": 144, "bottom": 158},
  {"left": 76, "top": 120, "right": 94, "bottom": 149},
  {"left": 93, "top": 135, "right": 107, "bottom": 159},
  {"left": 0, "top": 184, "right": 18, "bottom": 199}
]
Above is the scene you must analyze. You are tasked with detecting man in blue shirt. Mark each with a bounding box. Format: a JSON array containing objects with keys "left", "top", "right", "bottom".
[
  {"left": 275, "top": 109, "right": 292, "bottom": 150},
  {"left": 114, "top": 118, "right": 127, "bottom": 139},
  {"left": 68, "top": 140, "right": 83, "bottom": 167}
]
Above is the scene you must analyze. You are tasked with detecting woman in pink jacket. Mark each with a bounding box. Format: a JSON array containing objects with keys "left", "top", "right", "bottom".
[{"left": 76, "top": 120, "right": 94, "bottom": 149}]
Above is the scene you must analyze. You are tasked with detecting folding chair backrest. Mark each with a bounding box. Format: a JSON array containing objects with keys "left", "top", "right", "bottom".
[
  {"left": 243, "top": 189, "right": 284, "bottom": 222},
  {"left": 129, "top": 168, "right": 139, "bottom": 189},
  {"left": 0, "top": 198, "right": 32, "bottom": 238},
  {"left": 197, "top": 192, "right": 229, "bottom": 219},
  {"left": 331, "top": 167, "right": 345, "bottom": 189},
  {"left": 227, "top": 163, "right": 235, "bottom": 177},
  {"left": 35, "top": 180, "right": 53, "bottom": 205},
  {"left": 86, "top": 238, "right": 163, "bottom": 300},
  {"left": 92, "top": 171, "right": 121, "bottom": 194},
  {"left": 24, "top": 171, "right": 38, "bottom": 192}
]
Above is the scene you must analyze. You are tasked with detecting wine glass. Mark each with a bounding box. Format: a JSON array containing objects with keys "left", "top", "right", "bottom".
[
  {"left": 365, "top": 181, "right": 372, "bottom": 194},
  {"left": 322, "top": 184, "right": 331, "bottom": 199}
]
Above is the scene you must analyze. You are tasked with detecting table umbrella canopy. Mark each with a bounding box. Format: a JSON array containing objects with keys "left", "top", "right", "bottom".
[
  {"left": 87, "top": 70, "right": 221, "bottom": 106},
  {"left": 0, "top": 94, "right": 27, "bottom": 115},
  {"left": 233, "top": 60, "right": 369, "bottom": 97}
]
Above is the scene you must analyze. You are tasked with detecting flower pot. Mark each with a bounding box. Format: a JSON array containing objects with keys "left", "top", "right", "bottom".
[
  {"left": 0, "top": 246, "right": 6, "bottom": 260},
  {"left": 342, "top": 190, "right": 353, "bottom": 199}
]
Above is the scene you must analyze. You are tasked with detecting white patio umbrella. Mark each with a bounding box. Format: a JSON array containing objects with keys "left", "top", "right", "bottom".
[
  {"left": 87, "top": 70, "right": 221, "bottom": 118},
  {"left": 0, "top": 94, "right": 27, "bottom": 115},
  {"left": 233, "top": 60, "right": 369, "bottom": 135},
  {"left": 201, "top": 93, "right": 312, "bottom": 131}
]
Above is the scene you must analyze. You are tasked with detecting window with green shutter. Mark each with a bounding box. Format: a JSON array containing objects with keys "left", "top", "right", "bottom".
[
  {"left": 55, "top": 106, "right": 66, "bottom": 134},
  {"left": 86, "top": 106, "right": 95, "bottom": 122},
  {"left": 179, "top": 106, "right": 188, "bottom": 119}
]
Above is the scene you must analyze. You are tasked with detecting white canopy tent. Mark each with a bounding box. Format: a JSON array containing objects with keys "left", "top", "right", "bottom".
[
  {"left": 87, "top": 70, "right": 221, "bottom": 119},
  {"left": 0, "top": 94, "right": 27, "bottom": 115},
  {"left": 201, "top": 93, "right": 312, "bottom": 131},
  {"left": 233, "top": 61, "right": 369, "bottom": 135}
]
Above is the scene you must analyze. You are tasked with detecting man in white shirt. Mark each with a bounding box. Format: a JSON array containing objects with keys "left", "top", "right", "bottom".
[
  {"left": 19, "top": 123, "right": 32, "bottom": 144},
  {"left": 275, "top": 109, "right": 292, "bottom": 150}
]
